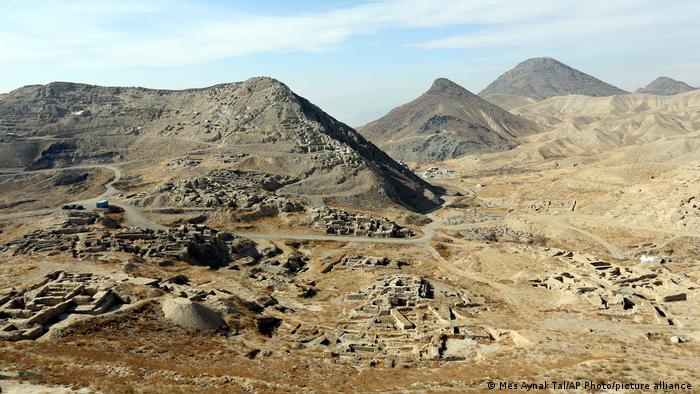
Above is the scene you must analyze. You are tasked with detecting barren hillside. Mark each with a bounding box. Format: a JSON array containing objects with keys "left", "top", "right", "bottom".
[
  {"left": 0, "top": 78, "right": 441, "bottom": 212},
  {"left": 359, "top": 78, "right": 540, "bottom": 163},
  {"left": 636, "top": 77, "right": 696, "bottom": 95},
  {"left": 479, "top": 57, "right": 628, "bottom": 109},
  {"left": 506, "top": 90, "right": 700, "bottom": 159}
]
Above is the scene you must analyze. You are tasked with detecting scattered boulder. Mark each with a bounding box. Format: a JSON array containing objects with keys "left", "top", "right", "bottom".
[
  {"left": 98, "top": 216, "right": 121, "bottom": 229},
  {"left": 284, "top": 253, "right": 308, "bottom": 274},
  {"left": 165, "top": 275, "right": 189, "bottom": 285},
  {"left": 670, "top": 335, "right": 690, "bottom": 344},
  {"left": 256, "top": 316, "right": 282, "bottom": 337},
  {"left": 657, "top": 293, "right": 687, "bottom": 303},
  {"left": 122, "top": 260, "right": 138, "bottom": 272}
]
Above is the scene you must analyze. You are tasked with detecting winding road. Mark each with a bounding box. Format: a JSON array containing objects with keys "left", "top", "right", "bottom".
[
  {"left": 3, "top": 163, "right": 689, "bottom": 261},
  {"left": 0, "top": 164, "right": 166, "bottom": 230}
]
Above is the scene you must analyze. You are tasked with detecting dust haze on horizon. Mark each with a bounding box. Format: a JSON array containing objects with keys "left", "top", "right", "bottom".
[{"left": 1, "top": 0, "right": 699, "bottom": 126}]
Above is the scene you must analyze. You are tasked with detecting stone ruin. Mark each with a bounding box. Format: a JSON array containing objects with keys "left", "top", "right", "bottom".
[
  {"left": 322, "top": 255, "right": 407, "bottom": 273},
  {"left": 0, "top": 268, "right": 254, "bottom": 341},
  {"left": 290, "top": 274, "right": 495, "bottom": 365},
  {"left": 310, "top": 207, "right": 414, "bottom": 238},
  {"left": 1, "top": 212, "right": 259, "bottom": 268},
  {"left": 290, "top": 126, "right": 366, "bottom": 171},
  {"left": 166, "top": 157, "right": 201, "bottom": 168},
  {"left": 128, "top": 168, "right": 305, "bottom": 217},
  {"left": 528, "top": 200, "right": 577, "bottom": 213},
  {"left": 417, "top": 166, "right": 454, "bottom": 180},
  {"left": 532, "top": 249, "right": 693, "bottom": 325},
  {"left": 459, "top": 225, "right": 534, "bottom": 244},
  {"left": 0, "top": 271, "right": 121, "bottom": 341}
]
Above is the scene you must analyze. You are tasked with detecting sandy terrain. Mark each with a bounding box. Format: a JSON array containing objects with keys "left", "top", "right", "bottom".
[{"left": 0, "top": 79, "right": 698, "bottom": 392}]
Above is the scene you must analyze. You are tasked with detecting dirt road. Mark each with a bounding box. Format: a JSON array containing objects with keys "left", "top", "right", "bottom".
[{"left": 0, "top": 164, "right": 166, "bottom": 230}]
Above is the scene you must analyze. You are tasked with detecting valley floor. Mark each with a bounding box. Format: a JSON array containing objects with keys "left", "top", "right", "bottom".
[{"left": 0, "top": 139, "right": 699, "bottom": 393}]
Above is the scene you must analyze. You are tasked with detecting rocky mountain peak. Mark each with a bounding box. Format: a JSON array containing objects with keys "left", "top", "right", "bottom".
[
  {"left": 514, "top": 57, "right": 567, "bottom": 70},
  {"left": 478, "top": 57, "right": 628, "bottom": 108},
  {"left": 427, "top": 78, "right": 472, "bottom": 95},
  {"left": 636, "top": 76, "right": 696, "bottom": 95},
  {"left": 359, "top": 78, "right": 541, "bottom": 163}
]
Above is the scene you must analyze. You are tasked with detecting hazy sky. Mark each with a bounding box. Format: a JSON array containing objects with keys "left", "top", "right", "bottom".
[{"left": 1, "top": 0, "right": 699, "bottom": 126}]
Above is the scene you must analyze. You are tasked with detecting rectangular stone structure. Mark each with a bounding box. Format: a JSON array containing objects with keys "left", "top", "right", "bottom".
[{"left": 391, "top": 308, "right": 415, "bottom": 330}]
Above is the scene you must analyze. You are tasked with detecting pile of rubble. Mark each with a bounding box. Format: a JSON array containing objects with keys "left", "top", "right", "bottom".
[
  {"left": 310, "top": 207, "right": 414, "bottom": 238},
  {"left": 2, "top": 214, "right": 258, "bottom": 267},
  {"left": 459, "top": 225, "right": 534, "bottom": 244},
  {"left": 166, "top": 157, "right": 201, "bottom": 168},
  {"left": 417, "top": 166, "right": 454, "bottom": 180},
  {"left": 528, "top": 200, "right": 577, "bottom": 213},
  {"left": 0, "top": 272, "right": 121, "bottom": 341},
  {"left": 246, "top": 251, "right": 312, "bottom": 286},
  {"left": 291, "top": 129, "right": 366, "bottom": 170},
  {"left": 443, "top": 211, "right": 499, "bottom": 226}
]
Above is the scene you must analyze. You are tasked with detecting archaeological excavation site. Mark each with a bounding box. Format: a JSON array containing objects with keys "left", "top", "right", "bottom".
[{"left": 1, "top": 2, "right": 699, "bottom": 392}]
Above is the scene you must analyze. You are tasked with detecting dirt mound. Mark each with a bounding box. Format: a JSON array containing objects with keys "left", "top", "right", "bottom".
[{"left": 161, "top": 298, "right": 226, "bottom": 331}]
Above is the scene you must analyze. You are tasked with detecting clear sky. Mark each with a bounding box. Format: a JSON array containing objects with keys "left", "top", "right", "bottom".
[{"left": 1, "top": 0, "right": 699, "bottom": 126}]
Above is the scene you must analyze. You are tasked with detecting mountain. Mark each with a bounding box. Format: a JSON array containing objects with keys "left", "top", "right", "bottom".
[
  {"left": 0, "top": 78, "right": 442, "bottom": 212},
  {"left": 358, "top": 78, "right": 541, "bottom": 163},
  {"left": 479, "top": 57, "right": 629, "bottom": 109},
  {"left": 636, "top": 77, "right": 696, "bottom": 95}
]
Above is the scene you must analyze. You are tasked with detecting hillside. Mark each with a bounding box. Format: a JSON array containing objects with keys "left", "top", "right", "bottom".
[
  {"left": 508, "top": 90, "right": 700, "bottom": 159},
  {"left": 0, "top": 78, "right": 442, "bottom": 212},
  {"left": 358, "top": 78, "right": 541, "bottom": 163},
  {"left": 636, "top": 77, "right": 696, "bottom": 95},
  {"left": 479, "top": 57, "right": 628, "bottom": 109}
]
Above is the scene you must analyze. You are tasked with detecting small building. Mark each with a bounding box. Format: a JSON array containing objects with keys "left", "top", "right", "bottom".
[{"left": 96, "top": 200, "right": 109, "bottom": 209}]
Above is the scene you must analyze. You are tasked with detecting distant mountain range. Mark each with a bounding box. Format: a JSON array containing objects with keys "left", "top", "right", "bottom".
[{"left": 359, "top": 78, "right": 541, "bottom": 163}]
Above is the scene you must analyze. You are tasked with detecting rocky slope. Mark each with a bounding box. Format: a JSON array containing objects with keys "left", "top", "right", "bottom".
[
  {"left": 479, "top": 57, "right": 628, "bottom": 109},
  {"left": 0, "top": 78, "right": 442, "bottom": 212},
  {"left": 358, "top": 78, "right": 541, "bottom": 163},
  {"left": 636, "top": 77, "right": 696, "bottom": 95}
]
